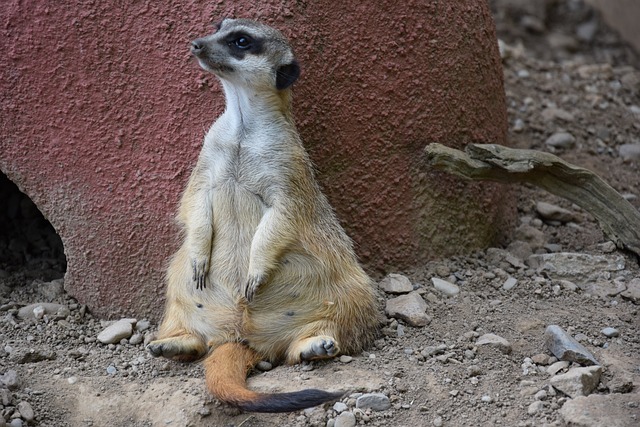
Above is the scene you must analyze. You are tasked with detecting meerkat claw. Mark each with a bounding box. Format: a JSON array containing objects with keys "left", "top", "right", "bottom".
[
  {"left": 244, "top": 274, "right": 266, "bottom": 301},
  {"left": 192, "top": 258, "right": 209, "bottom": 290}
]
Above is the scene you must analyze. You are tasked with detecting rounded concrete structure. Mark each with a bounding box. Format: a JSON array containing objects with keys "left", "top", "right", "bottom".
[{"left": 0, "top": 1, "right": 513, "bottom": 319}]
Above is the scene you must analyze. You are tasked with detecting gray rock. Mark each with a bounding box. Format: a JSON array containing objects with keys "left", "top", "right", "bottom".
[
  {"left": 476, "top": 333, "right": 512, "bottom": 354},
  {"left": 545, "top": 325, "right": 599, "bottom": 366},
  {"left": 129, "top": 333, "right": 144, "bottom": 345},
  {"left": 379, "top": 273, "right": 413, "bottom": 294},
  {"left": 9, "top": 419, "right": 22, "bottom": 427},
  {"left": 502, "top": 277, "right": 518, "bottom": 291},
  {"left": 256, "top": 361, "right": 273, "bottom": 371},
  {"left": 506, "top": 240, "right": 533, "bottom": 261},
  {"left": 355, "top": 393, "right": 391, "bottom": 411},
  {"left": 135, "top": 320, "right": 151, "bottom": 332},
  {"left": 601, "top": 327, "right": 619, "bottom": 338},
  {"left": 0, "top": 388, "right": 11, "bottom": 405},
  {"left": 39, "top": 278, "right": 65, "bottom": 301},
  {"left": 97, "top": 320, "right": 134, "bottom": 344},
  {"left": 559, "top": 393, "right": 640, "bottom": 427},
  {"left": 531, "top": 353, "right": 551, "bottom": 365},
  {"left": 333, "top": 401, "right": 348, "bottom": 413},
  {"left": 621, "top": 278, "right": 640, "bottom": 304},
  {"left": 619, "top": 144, "right": 640, "bottom": 162},
  {"left": 528, "top": 253, "right": 625, "bottom": 284},
  {"left": 385, "top": 292, "right": 430, "bottom": 327},
  {"left": 339, "top": 355, "right": 353, "bottom": 363},
  {"left": 550, "top": 366, "right": 602, "bottom": 398},
  {"left": 0, "top": 369, "right": 20, "bottom": 390},
  {"left": 545, "top": 132, "right": 576, "bottom": 148},
  {"left": 10, "top": 348, "right": 56, "bottom": 364},
  {"left": 576, "top": 19, "right": 598, "bottom": 43},
  {"left": 431, "top": 277, "right": 460, "bottom": 296},
  {"left": 17, "top": 401, "right": 34, "bottom": 422},
  {"left": 527, "top": 400, "right": 546, "bottom": 415},
  {"left": 334, "top": 411, "right": 356, "bottom": 427},
  {"left": 17, "top": 303, "right": 70, "bottom": 320},
  {"left": 514, "top": 224, "right": 546, "bottom": 249},
  {"left": 536, "top": 201, "right": 579, "bottom": 223},
  {"left": 541, "top": 108, "right": 575, "bottom": 123}
]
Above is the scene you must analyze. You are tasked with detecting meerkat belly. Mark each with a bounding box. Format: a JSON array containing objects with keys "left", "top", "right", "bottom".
[
  {"left": 242, "top": 253, "right": 337, "bottom": 357},
  {"left": 208, "top": 179, "right": 264, "bottom": 290}
]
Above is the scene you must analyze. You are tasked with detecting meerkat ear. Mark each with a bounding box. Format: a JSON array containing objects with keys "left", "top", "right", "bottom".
[{"left": 275, "top": 61, "right": 300, "bottom": 90}]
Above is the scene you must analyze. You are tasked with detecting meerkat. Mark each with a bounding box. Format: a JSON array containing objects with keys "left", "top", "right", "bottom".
[{"left": 147, "top": 18, "right": 380, "bottom": 413}]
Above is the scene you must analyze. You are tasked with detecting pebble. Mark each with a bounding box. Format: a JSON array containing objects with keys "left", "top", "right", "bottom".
[
  {"left": 535, "top": 201, "right": 578, "bottom": 223},
  {"left": 618, "top": 144, "right": 640, "bottom": 162},
  {"left": 550, "top": 366, "right": 602, "bottom": 398},
  {"left": 502, "top": 277, "right": 518, "bottom": 291},
  {"left": 621, "top": 278, "right": 640, "bottom": 303},
  {"left": 333, "top": 401, "right": 348, "bottom": 413},
  {"left": 431, "top": 277, "right": 460, "bottom": 297},
  {"left": 433, "top": 416, "right": 443, "bottom": 426},
  {"left": 527, "top": 400, "right": 546, "bottom": 415},
  {"left": 129, "top": 333, "right": 144, "bottom": 345},
  {"left": 466, "top": 365, "right": 483, "bottom": 377},
  {"left": 17, "top": 401, "right": 34, "bottom": 422},
  {"left": 475, "top": 333, "right": 512, "bottom": 354},
  {"left": 513, "top": 118, "right": 525, "bottom": 132},
  {"left": 534, "top": 390, "right": 548, "bottom": 401},
  {"left": 547, "top": 360, "right": 570, "bottom": 376},
  {"left": 97, "top": 320, "right": 134, "bottom": 344},
  {"left": 256, "top": 361, "right": 273, "bottom": 371},
  {"left": 135, "top": 320, "right": 151, "bottom": 332},
  {"left": 541, "top": 107, "right": 575, "bottom": 122},
  {"left": 600, "top": 327, "right": 619, "bottom": 338},
  {"left": 339, "top": 355, "right": 353, "bottom": 363},
  {"left": 9, "top": 420, "right": 22, "bottom": 427},
  {"left": 545, "top": 132, "right": 576, "bottom": 149},
  {"left": 355, "top": 393, "right": 391, "bottom": 411},
  {"left": 559, "top": 393, "right": 640, "bottom": 426},
  {"left": 17, "top": 303, "right": 70, "bottom": 320},
  {"left": 379, "top": 273, "right": 413, "bottom": 294},
  {"left": 106, "top": 365, "right": 117, "bottom": 375},
  {"left": 481, "top": 395, "right": 493, "bottom": 403},
  {"left": 527, "top": 253, "right": 625, "bottom": 284},
  {"left": 385, "top": 292, "right": 430, "bottom": 327},
  {"left": 0, "top": 370, "right": 20, "bottom": 390},
  {"left": 334, "top": 411, "right": 356, "bottom": 427},
  {"left": 530, "top": 353, "right": 548, "bottom": 365},
  {"left": 544, "top": 325, "right": 599, "bottom": 366}
]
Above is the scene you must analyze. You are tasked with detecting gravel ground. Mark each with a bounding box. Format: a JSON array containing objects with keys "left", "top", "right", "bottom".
[{"left": 1, "top": 1, "right": 639, "bottom": 426}]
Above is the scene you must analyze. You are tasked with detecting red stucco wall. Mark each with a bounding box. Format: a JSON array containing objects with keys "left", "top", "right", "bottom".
[{"left": 0, "top": 1, "right": 513, "bottom": 319}]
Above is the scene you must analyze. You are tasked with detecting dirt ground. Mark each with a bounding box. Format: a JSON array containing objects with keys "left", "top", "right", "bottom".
[{"left": 1, "top": 1, "right": 639, "bottom": 426}]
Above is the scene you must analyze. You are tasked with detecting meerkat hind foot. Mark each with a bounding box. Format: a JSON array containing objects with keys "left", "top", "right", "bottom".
[
  {"left": 295, "top": 335, "right": 340, "bottom": 362},
  {"left": 147, "top": 334, "right": 207, "bottom": 363}
]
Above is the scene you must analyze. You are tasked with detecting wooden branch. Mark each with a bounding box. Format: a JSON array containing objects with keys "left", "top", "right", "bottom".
[{"left": 424, "top": 143, "right": 640, "bottom": 257}]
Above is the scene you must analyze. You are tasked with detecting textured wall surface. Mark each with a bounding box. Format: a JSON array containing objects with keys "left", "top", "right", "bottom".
[{"left": 0, "top": 0, "right": 513, "bottom": 319}]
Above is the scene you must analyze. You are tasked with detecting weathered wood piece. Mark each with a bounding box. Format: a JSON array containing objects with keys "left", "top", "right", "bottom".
[{"left": 424, "top": 143, "right": 640, "bottom": 257}]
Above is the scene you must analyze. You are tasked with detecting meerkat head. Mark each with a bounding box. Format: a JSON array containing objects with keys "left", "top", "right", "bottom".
[{"left": 191, "top": 18, "right": 300, "bottom": 91}]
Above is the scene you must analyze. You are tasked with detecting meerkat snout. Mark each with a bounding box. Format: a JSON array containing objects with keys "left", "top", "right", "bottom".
[{"left": 190, "top": 40, "right": 205, "bottom": 56}]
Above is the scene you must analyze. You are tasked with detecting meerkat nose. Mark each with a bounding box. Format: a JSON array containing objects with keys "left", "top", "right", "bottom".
[{"left": 191, "top": 40, "right": 205, "bottom": 56}]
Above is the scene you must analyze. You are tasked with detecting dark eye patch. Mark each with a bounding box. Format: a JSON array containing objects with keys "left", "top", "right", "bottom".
[{"left": 222, "top": 31, "right": 265, "bottom": 59}]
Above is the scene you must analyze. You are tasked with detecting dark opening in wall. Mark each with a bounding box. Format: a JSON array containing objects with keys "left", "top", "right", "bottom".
[{"left": 0, "top": 171, "right": 67, "bottom": 286}]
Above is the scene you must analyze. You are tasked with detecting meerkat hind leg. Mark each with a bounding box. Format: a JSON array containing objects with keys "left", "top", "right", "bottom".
[
  {"left": 147, "top": 333, "right": 207, "bottom": 363},
  {"left": 286, "top": 335, "right": 340, "bottom": 364}
]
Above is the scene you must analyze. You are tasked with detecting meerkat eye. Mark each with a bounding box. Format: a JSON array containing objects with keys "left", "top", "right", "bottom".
[{"left": 234, "top": 36, "right": 252, "bottom": 49}]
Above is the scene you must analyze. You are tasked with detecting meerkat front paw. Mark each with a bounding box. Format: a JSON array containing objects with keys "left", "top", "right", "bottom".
[
  {"left": 191, "top": 257, "right": 210, "bottom": 290},
  {"left": 244, "top": 273, "right": 267, "bottom": 301}
]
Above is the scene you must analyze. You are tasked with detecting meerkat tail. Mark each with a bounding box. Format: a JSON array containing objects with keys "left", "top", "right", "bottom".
[{"left": 203, "top": 342, "right": 343, "bottom": 413}]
